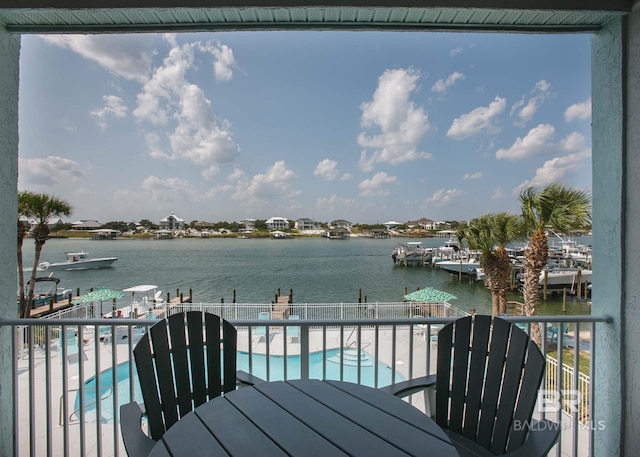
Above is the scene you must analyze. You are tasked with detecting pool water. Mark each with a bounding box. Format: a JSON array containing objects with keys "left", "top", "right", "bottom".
[{"left": 75, "top": 348, "right": 404, "bottom": 423}]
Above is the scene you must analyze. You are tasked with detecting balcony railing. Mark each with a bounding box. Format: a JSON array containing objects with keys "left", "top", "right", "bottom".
[{"left": 1, "top": 304, "right": 609, "bottom": 457}]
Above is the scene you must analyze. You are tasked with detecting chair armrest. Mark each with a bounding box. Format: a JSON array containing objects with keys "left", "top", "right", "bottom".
[
  {"left": 378, "top": 374, "right": 437, "bottom": 398},
  {"left": 120, "top": 402, "right": 157, "bottom": 457},
  {"left": 502, "top": 420, "right": 560, "bottom": 457},
  {"left": 236, "top": 370, "right": 265, "bottom": 386}
]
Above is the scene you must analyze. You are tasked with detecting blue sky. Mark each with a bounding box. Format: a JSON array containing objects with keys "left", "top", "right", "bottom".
[{"left": 17, "top": 31, "right": 592, "bottom": 225}]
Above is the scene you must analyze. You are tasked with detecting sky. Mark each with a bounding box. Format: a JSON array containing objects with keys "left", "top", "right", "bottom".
[{"left": 17, "top": 31, "right": 592, "bottom": 225}]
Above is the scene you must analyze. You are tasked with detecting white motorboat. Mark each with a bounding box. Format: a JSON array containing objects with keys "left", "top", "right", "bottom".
[
  {"left": 518, "top": 266, "right": 592, "bottom": 289},
  {"left": 437, "top": 258, "right": 481, "bottom": 275},
  {"left": 431, "top": 238, "right": 460, "bottom": 263},
  {"left": 38, "top": 251, "right": 117, "bottom": 271},
  {"left": 540, "top": 268, "right": 592, "bottom": 288},
  {"left": 392, "top": 241, "right": 433, "bottom": 265}
]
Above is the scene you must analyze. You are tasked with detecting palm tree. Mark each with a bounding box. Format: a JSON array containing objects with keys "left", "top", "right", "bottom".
[
  {"left": 519, "top": 183, "right": 591, "bottom": 344},
  {"left": 17, "top": 191, "right": 32, "bottom": 317},
  {"left": 18, "top": 192, "right": 72, "bottom": 318},
  {"left": 462, "top": 213, "right": 523, "bottom": 316}
]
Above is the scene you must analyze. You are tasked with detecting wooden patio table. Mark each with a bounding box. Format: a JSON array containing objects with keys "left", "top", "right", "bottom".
[{"left": 148, "top": 379, "right": 459, "bottom": 457}]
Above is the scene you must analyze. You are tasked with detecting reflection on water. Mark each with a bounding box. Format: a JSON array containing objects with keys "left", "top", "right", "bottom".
[{"left": 23, "top": 236, "right": 592, "bottom": 316}]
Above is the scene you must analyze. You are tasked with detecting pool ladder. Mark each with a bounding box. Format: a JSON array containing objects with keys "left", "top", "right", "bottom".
[{"left": 60, "top": 387, "right": 114, "bottom": 426}]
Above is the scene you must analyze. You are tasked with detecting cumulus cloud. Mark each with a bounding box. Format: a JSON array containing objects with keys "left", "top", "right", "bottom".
[
  {"left": 198, "top": 163, "right": 302, "bottom": 215},
  {"left": 201, "top": 165, "right": 220, "bottom": 180},
  {"left": 314, "top": 159, "right": 339, "bottom": 181},
  {"left": 509, "top": 80, "right": 552, "bottom": 126},
  {"left": 564, "top": 98, "right": 592, "bottom": 122},
  {"left": 425, "top": 188, "right": 466, "bottom": 207},
  {"left": 133, "top": 38, "right": 240, "bottom": 167},
  {"left": 491, "top": 187, "right": 504, "bottom": 200},
  {"left": 450, "top": 47, "right": 463, "bottom": 57},
  {"left": 244, "top": 161, "right": 300, "bottom": 200},
  {"left": 90, "top": 95, "right": 127, "bottom": 130},
  {"left": 358, "top": 68, "right": 433, "bottom": 172},
  {"left": 431, "top": 71, "right": 465, "bottom": 94},
  {"left": 41, "top": 34, "right": 153, "bottom": 82},
  {"left": 446, "top": 96, "right": 506, "bottom": 139},
  {"left": 316, "top": 194, "right": 358, "bottom": 212},
  {"left": 462, "top": 171, "right": 483, "bottom": 180},
  {"left": 141, "top": 175, "right": 200, "bottom": 199},
  {"left": 512, "top": 132, "right": 591, "bottom": 195},
  {"left": 358, "top": 172, "right": 397, "bottom": 197},
  {"left": 112, "top": 175, "right": 202, "bottom": 214},
  {"left": 495, "top": 124, "right": 556, "bottom": 161},
  {"left": 19, "top": 156, "right": 84, "bottom": 187},
  {"left": 209, "top": 43, "right": 236, "bottom": 80}
]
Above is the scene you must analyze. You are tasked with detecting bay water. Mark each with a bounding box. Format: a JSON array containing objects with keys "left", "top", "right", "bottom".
[{"left": 21, "top": 236, "right": 592, "bottom": 316}]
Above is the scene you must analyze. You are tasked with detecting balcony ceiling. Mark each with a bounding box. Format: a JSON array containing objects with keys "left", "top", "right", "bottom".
[{"left": 0, "top": 1, "right": 631, "bottom": 33}]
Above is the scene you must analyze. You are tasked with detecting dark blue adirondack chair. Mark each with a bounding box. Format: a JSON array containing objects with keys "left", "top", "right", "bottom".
[
  {"left": 381, "top": 315, "right": 559, "bottom": 457},
  {"left": 120, "top": 312, "right": 262, "bottom": 457}
]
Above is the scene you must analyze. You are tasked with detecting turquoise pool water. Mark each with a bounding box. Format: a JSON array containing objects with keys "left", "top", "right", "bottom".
[{"left": 75, "top": 348, "right": 404, "bottom": 423}]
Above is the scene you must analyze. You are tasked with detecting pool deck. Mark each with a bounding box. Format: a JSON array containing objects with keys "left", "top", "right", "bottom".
[
  {"left": 16, "top": 323, "right": 589, "bottom": 457},
  {"left": 17, "top": 324, "right": 434, "bottom": 457}
]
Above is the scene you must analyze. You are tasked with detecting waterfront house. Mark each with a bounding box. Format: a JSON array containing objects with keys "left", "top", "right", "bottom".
[
  {"left": 295, "top": 217, "right": 321, "bottom": 231},
  {"left": 240, "top": 218, "right": 256, "bottom": 233},
  {"left": 266, "top": 216, "right": 289, "bottom": 230},
  {"left": 408, "top": 217, "right": 435, "bottom": 230},
  {"left": 70, "top": 219, "right": 102, "bottom": 231},
  {"left": 0, "top": 2, "right": 637, "bottom": 456},
  {"left": 158, "top": 212, "right": 185, "bottom": 230},
  {"left": 330, "top": 219, "right": 353, "bottom": 231},
  {"left": 193, "top": 220, "right": 215, "bottom": 230}
]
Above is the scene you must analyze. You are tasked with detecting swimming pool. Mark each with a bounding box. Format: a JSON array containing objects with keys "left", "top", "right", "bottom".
[{"left": 75, "top": 348, "right": 404, "bottom": 423}]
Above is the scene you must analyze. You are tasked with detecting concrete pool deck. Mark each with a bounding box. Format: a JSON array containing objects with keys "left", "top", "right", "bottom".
[
  {"left": 16, "top": 324, "right": 435, "bottom": 457},
  {"left": 16, "top": 323, "right": 589, "bottom": 457}
]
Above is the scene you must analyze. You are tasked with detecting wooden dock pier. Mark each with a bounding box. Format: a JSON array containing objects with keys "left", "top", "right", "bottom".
[{"left": 271, "top": 288, "right": 292, "bottom": 319}]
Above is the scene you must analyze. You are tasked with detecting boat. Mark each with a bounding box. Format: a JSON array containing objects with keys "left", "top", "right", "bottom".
[
  {"left": 270, "top": 231, "right": 291, "bottom": 239},
  {"left": 20, "top": 276, "right": 72, "bottom": 307},
  {"left": 518, "top": 263, "right": 592, "bottom": 290},
  {"left": 431, "top": 238, "right": 460, "bottom": 263},
  {"left": 392, "top": 241, "right": 433, "bottom": 265},
  {"left": 38, "top": 251, "right": 117, "bottom": 271},
  {"left": 437, "top": 258, "right": 481, "bottom": 275}
]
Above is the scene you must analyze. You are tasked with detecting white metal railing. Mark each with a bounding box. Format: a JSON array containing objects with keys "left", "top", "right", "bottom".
[
  {"left": 546, "top": 355, "right": 591, "bottom": 425},
  {"left": 1, "top": 307, "right": 609, "bottom": 457}
]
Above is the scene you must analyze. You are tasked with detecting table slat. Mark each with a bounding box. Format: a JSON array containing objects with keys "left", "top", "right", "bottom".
[
  {"left": 160, "top": 412, "right": 230, "bottom": 457},
  {"left": 326, "top": 380, "right": 450, "bottom": 441},
  {"left": 226, "top": 386, "right": 349, "bottom": 457},
  {"left": 290, "top": 380, "right": 457, "bottom": 456},
  {"left": 194, "top": 399, "right": 289, "bottom": 456},
  {"left": 254, "top": 381, "right": 410, "bottom": 457}
]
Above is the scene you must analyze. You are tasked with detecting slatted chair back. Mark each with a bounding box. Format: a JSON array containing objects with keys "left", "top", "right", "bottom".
[
  {"left": 435, "top": 315, "right": 546, "bottom": 455},
  {"left": 133, "top": 311, "right": 237, "bottom": 440}
]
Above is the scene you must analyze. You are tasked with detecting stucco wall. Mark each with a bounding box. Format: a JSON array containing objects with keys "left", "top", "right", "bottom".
[
  {"left": 623, "top": 4, "right": 640, "bottom": 455},
  {"left": 592, "top": 10, "right": 640, "bottom": 455},
  {"left": 0, "top": 24, "right": 19, "bottom": 457}
]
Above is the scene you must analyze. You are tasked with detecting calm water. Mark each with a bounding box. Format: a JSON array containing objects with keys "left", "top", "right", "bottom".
[{"left": 21, "top": 236, "right": 592, "bottom": 316}]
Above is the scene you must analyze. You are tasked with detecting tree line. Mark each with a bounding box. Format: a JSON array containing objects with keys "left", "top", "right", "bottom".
[{"left": 16, "top": 183, "right": 591, "bottom": 331}]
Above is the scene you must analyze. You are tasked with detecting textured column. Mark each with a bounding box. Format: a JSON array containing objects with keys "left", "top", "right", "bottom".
[
  {"left": 591, "top": 8, "right": 640, "bottom": 455},
  {"left": 0, "top": 24, "right": 20, "bottom": 457}
]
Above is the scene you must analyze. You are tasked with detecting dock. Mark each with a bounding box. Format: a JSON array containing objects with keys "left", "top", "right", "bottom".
[
  {"left": 26, "top": 287, "right": 192, "bottom": 318},
  {"left": 271, "top": 288, "right": 292, "bottom": 319}
]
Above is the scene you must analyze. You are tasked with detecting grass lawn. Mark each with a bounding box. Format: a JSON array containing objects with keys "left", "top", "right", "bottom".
[{"left": 547, "top": 348, "right": 590, "bottom": 376}]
